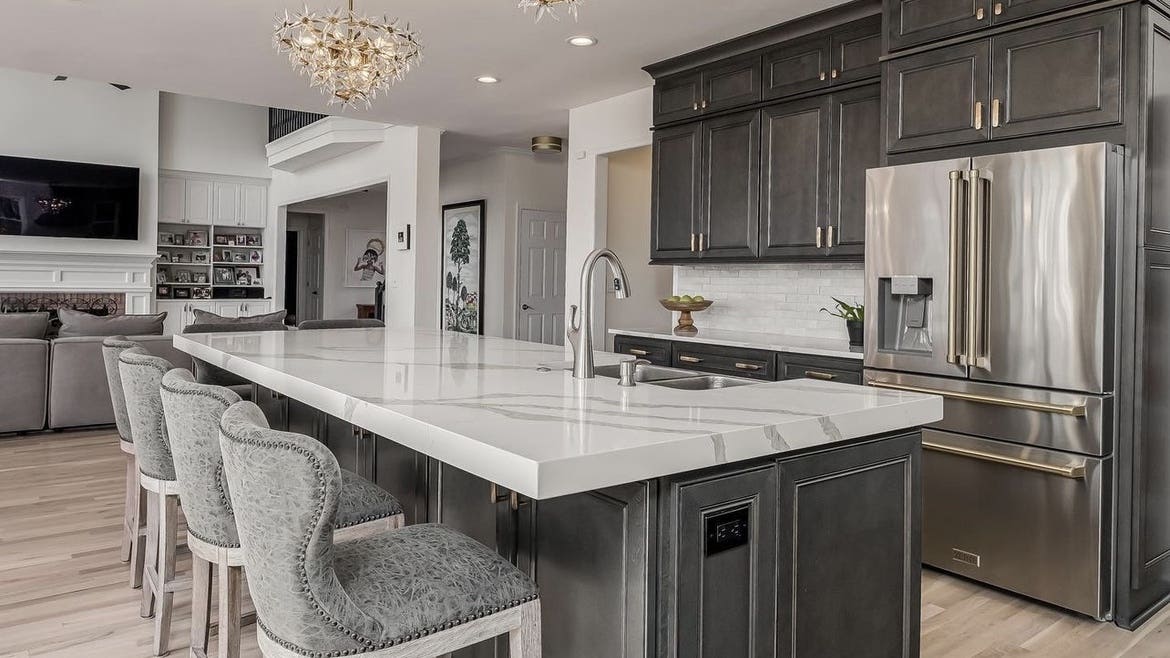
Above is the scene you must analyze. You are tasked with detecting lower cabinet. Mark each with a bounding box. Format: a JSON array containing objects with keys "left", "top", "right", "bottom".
[
  {"left": 673, "top": 342, "right": 777, "bottom": 381},
  {"left": 613, "top": 335, "right": 673, "bottom": 366},
  {"left": 777, "top": 352, "right": 863, "bottom": 385}
]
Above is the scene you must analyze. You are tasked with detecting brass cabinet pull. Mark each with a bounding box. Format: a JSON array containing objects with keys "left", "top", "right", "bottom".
[
  {"left": 974, "top": 101, "right": 983, "bottom": 130},
  {"left": 698, "top": 233, "right": 706, "bottom": 251},
  {"left": 815, "top": 225, "right": 824, "bottom": 248},
  {"left": 735, "top": 362, "right": 761, "bottom": 371},
  {"left": 993, "top": 2, "right": 1003, "bottom": 14},
  {"left": 678, "top": 355, "right": 703, "bottom": 364},
  {"left": 826, "top": 224, "right": 835, "bottom": 248},
  {"left": 866, "top": 380, "right": 1088, "bottom": 417},
  {"left": 991, "top": 98, "right": 1002, "bottom": 128},
  {"left": 975, "top": 5, "right": 985, "bottom": 19},
  {"left": 700, "top": 99, "right": 708, "bottom": 109},
  {"left": 946, "top": 170, "right": 966, "bottom": 365},
  {"left": 692, "top": 101, "right": 699, "bottom": 111},
  {"left": 690, "top": 233, "right": 697, "bottom": 252},
  {"left": 819, "top": 71, "right": 827, "bottom": 81},
  {"left": 922, "top": 440, "right": 1087, "bottom": 479},
  {"left": 830, "top": 68, "right": 839, "bottom": 79},
  {"left": 804, "top": 370, "right": 836, "bottom": 381},
  {"left": 628, "top": 348, "right": 649, "bottom": 356}
]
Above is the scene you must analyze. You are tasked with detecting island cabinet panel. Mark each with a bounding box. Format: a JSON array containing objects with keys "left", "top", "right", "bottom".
[
  {"left": 776, "top": 433, "right": 922, "bottom": 658},
  {"left": 699, "top": 109, "right": 761, "bottom": 259},
  {"left": 322, "top": 414, "right": 362, "bottom": 475},
  {"left": 659, "top": 464, "right": 779, "bottom": 658},
  {"left": 760, "top": 96, "right": 831, "bottom": 259},
  {"left": 613, "top": 335, "right": 673, "bottom": 366},
  {"left": 884, "top": 40, "right": 991, "bottom": 153},
  {"left": 673, "top": 343, "right": 777, "bottom": 381},
  {"left": 373, "top": 437, "right": 429, "bottom": 525},
  {"left": 777, "top": 353, "right": 863, "bottom": 385},
  {"left": 651, "top": 122, "right": 703, "bottom": 261}
]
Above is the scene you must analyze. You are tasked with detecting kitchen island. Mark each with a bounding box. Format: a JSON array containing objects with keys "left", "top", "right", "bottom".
[{"left": 175, "top": 328, "right": 941, "bottom": 658}]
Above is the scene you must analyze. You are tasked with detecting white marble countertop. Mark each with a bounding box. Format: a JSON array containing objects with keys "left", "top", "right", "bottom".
[
  {"left": 174, "top": 328, "right": 939, "bottom": 499},
  {"left": 610, "top": 327, "right": 863, "bottom": 360}
]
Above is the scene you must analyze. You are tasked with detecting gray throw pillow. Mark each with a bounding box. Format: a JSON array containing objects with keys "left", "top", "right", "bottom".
[
  {"left": 56, "top": 308, "right": 167, "bottom": 338},
  {"left": 0, "top": 312, "right": 50, "bottom": 339},
  {"left": 191, "top": 308, "right": 287, "bottom": 325}
]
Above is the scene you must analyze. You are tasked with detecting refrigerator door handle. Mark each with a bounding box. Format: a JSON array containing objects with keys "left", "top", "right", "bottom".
[
  {"left": 922, "top": 440, "right": 1087, "bottom": 479},
  {"left": 947, "top": 170, "right": 967, "bottom": 365},
  {"left": 866, "top": 379, "right": 1088, "bottom": 417},
  {"left": 966, "top": 169, "right": 988, "bottom": 369}
]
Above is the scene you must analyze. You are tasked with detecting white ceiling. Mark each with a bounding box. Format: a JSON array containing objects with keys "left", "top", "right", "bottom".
[{"left": 5, "top": 0, "right": 844, "bottom": 157}]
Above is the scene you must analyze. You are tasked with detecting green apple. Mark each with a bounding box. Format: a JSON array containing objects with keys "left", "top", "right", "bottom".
[
  {"left": 668, "top": 295, "right": 681, "bottom": 302},
  {"left": 679, "top": 294, "right": 694, "bottom": 303},
  {"left": 692, "top": 295, "right": 705, "bottom": 302}
]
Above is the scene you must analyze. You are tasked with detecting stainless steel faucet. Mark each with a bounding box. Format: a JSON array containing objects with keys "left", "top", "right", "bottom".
[{"left": 567, "top": 248, "right": 631, "bottom": 379}]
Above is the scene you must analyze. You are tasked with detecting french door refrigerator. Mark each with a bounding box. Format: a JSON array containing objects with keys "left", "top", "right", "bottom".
[{"left": 864, "top": 142, "right": 1123, "bottom": 620}]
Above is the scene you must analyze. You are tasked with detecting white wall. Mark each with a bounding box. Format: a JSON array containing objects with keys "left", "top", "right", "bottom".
[
  {"left": 269, "top": 123, "right": 442, "bottom": 330},
  {"left": 0, "top": 67, "right": 160, "bottom": 257},
  {"left": 440, "top": 149, "right": 567, "bottom": 338},
  {"left": 159, "top": 93, "right": 270, "bottom": 179},
  {"left": 288, "top": 189, "right": 387, "bottom": 320}
]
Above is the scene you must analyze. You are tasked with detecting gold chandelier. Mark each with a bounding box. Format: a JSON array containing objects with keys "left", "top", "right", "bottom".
[
  {"left": 518, "top": 0, "right": 583, "bottom": 22},
  {"left": 274, "top": 1, "right": 422, "bottom": 109}
]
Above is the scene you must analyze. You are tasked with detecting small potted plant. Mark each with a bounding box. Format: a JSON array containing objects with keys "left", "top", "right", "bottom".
[{"left": 821, "top": 298, "right": 864, "bottom": 347}]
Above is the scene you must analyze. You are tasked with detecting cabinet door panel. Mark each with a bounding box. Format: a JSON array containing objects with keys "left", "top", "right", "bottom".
[
  {"left": 702, "top": 55, "right": 762, "bottom": 113},
  {"left": 240, "top": 184, "right": 267, "bottom": 228},
  {"left": 185, "top": 180, "right": 213, "bottom": 224},
  {"left": 777, "top": 353, "right": 863, "bottom": 385},
  {"left": 700, "top": 110, "right": 760, "bottom": 259},
  {"left": 374, "top": 436, "right": 428, "bottom": 525},
  {"left": 830, "top": 16, "right": 882, "bottom": 84},
  {"left": 990, "top": 10, "right": 1122, "bottom": 139},
  {"left": 159, "top": 176, "right": 185, "bottom": 223},
  {"left": 760, "top": 97, "right": 830, "bottom": 258},
  {"left": 886, "top": 0, "right": 989, "bottom": 51},
  {"left": 213, "top": 181, "right": 241, "bottom": 226},
  {"left": 612, "top": 335, "right": 672, "bottom": 366},
  {"left": 829, "top": 85, "right": 880, "bottom": 256},
  {"left": 991, "top": 0, "right": 1096, "bottom": 25},
  {"left": 763, "top": 35, "right": 831, "bottom": 100},
  {"left": 651, "top": 123, "right": 702, "bottom": 261},
  {"left": 885, "top": 40, "right": 990, "bottom": 153},
  {"left": 654, "top": 71, "right": 703, "bottom": 125}
]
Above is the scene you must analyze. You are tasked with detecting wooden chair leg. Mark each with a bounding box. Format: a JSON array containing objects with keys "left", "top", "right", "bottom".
[
  {"left": 119, "top": 456, "right": 136, "bottom": 562},
  {"left": 140, "top": 491, "right": 159, "bottom": 618},
  {"left": 154, "top": 493, "right": 179, "bottom": 656},
  {"left": 190, "top": 553, "right": 213, "bottom": 658},
  {"left": 508, "top": 601, "right": 542, "bottom": 658},
  {"left": 217, "top": 562, "right": 243, "bottom": 658},
  {"left": 130, "top": 475, "right": 147, "bottom": 589}
]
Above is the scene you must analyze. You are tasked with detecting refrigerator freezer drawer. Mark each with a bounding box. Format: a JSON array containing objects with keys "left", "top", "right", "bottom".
[
  {"left": 922, "top": 430, "right": 1111, "bottom": 620},
  {"left": 865, "top": 370, "right": 1111, "bottom": 456}
]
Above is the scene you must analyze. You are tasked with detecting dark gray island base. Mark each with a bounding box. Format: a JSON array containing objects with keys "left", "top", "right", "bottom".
[{"left": 254, "top": 386, "right": 922, "bottom": 658}]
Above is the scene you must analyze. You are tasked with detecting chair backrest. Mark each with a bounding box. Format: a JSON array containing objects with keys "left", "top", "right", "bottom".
[
  {"left": 181, "top": 322, "right": 287, "bottom": 386},
  {"left": 218, "top": 401, "right": 381, "bottom": 653},
  {"left": 297, "top": 318, "right": 385, "bottom": 330},
  {"left": 101, "top": 335, "right": 140, "bottom": 442},
  {"left": 159, "top": 369, "right": 242, "bottom": 547},
  {"left": 119, "top": 349, "right": 177, "bottom": 481}
]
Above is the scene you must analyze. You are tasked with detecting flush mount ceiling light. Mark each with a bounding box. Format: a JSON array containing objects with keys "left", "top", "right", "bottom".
[
  {"left": 476, "top": 75, "right": 500, "bottom": 84},
  {"left": 567, "top": 35, "right": 597, "bottom": 47},
  {"left": 273, "top": 0, "right": 422, "bottom": 109},
  {"left": 518, "top": 0, "right": 583, "bottom": 23}
]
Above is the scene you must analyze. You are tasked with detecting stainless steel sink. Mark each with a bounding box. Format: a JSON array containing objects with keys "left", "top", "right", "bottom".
[
  {"left": 591, "top": 363, "right": 699, "bottom": 382},
  {"left": 649, "top": 375, "right": 757, "bottom": 390}
]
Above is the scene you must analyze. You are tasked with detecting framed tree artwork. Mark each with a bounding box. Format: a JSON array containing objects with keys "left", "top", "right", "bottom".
[{"left": 440, "top": 200, "right": 484, "bottom": 335}]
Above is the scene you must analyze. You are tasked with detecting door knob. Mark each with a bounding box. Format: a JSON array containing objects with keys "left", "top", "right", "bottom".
[{"left": 521, "top": 304, "right": 532, "bottom": 310}]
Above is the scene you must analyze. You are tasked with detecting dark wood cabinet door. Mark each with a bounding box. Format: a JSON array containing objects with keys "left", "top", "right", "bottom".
[
  {"left": 654, "top": 71, "right": 703, "bottom": 125},
  {"left": 673, "top": 343, "right": 777, "bottom": 381},
  {"left": 651, "top": 122, "right": 702, "bottom": 261},
  {"left": 777, "top": 352, "right": 863, "bottom": 385},
  {"left": 762, "top": 34, "right": 832, "bottom": 101},
  {"left": 989, "top": 9, "right": 1123, "bottom": 140},
  {"left": 885, "top": 0, "right": 990, "bottom": 51},
  {"left": 990, "top": 0, "right": 1097, "bottom": 25},
  {"left": 776, "top": 433, "right": 921, "bottom": 657},
  {"left": 612, "top": 335, "right": 673, "bottom": 366},
  {"left": 830, "top": 15, "right": 882, "bottom": 85},
  {"left": 374, "top": 436, "right": 429, "bottom": 525},
  {"left": 760, "top": 96, "right": 831, "bottom": 259},
  {"left": 828, "top": 84, "right": 880, "bottom": 257},
  {"left": 699, "top": 110, "right": 761, "bottom": 259},
  {"left": 701, "top": 55, "right": 763, "bottom": 113},
  {"left": 885, "top": 40, "right": 991, "bottom": 153}
]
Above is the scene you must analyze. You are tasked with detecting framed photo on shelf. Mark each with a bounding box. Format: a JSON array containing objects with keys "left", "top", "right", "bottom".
[
  {"left": 233, "top": 252, "right": 247, "bottom": 263},
  {"left": 156, "top": 285, "right": 170, "bottom": 298},
  {"left": 214, "top": 234, "right": 229, "bottom": 245},
  {"left": 186, "top": 230, "right": 207, "bottom": 246},
  {"left": 249, "top": 250, "right": 262, "bottom": 263},
  {"left": 175, "top": 270, "right": 191, "bottom": 284},
  {"left": 193, "top": 252, "right": 208, "bottom": 264},
  {"left": 173, "top": 234, "right": 185, "bottom": 246},
  {"left": 219, "top": 249, "right": 233, "bottom": 263},
  {"left": 235, "top": 266, "right": 259, "bottom": 286},
  {"left": 245, "top": 234, "right": 261, "bottom": 246},
  {"left": 158, "top": 232, "right": 174, "bottom": 245},
  {"left": 235, "top": 235, "right": 248, "bottom": 246},
  {"left": 156, "top": 271, "right": 167, "bottom": 284},
  {"left": 156, "top": 252, "right": 170, "bottom": 263},
  {"left": 173, "top": 252, "right": 187, "bottom": 263},
  {"left": 174, "top": 287, "right": 191, "bottom": 299},
  {"left": 213, "top": 267, "right": 235, "bottom": 284},
  {"left": 193, "top": 272, "right": 208, "bottom": 284},
  {"left": 193, "top": 286, "right": 211, "bottom": 299}
]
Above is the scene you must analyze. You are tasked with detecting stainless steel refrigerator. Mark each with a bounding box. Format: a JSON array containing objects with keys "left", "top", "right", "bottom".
[{"left": 864, "top": 142, "right": 1123, "bottom": 620}]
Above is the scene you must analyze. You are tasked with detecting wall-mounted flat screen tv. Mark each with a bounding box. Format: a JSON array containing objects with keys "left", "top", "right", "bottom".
[{"left": 0, "top": 154, "right": 140, "bottom": 240}]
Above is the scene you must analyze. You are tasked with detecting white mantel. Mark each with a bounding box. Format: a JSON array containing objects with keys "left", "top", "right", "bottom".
[{"left": 0, "top": 250, "right": 156, "bottom": 313}]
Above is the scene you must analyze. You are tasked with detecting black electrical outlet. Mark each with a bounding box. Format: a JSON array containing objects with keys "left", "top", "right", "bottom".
[{"left": 705, "top": 505, "right": 750, "bottom": 556}]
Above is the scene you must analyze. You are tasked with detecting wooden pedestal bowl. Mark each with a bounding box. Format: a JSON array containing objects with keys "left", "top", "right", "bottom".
[{"left": 659, "top": 299, "right": 714, "bottom": 334}]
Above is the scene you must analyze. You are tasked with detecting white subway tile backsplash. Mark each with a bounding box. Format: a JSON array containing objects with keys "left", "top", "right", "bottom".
[{"left": 673, "top": 263, "right": 864, "bottom": 341}]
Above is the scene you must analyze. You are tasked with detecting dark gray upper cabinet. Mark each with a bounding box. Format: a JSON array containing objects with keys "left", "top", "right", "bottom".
[
  {"left": 884, "top": 0, "right": 989, "bottom": 51},
  {"left": 763, "top": 16, "right": 881, "bottom": 101},
  {"left": 699, "top": 110, "right": 761, "bottom": 259},
  {"left": 830, "top": 15, "right": 883, "bottom": 84},
  {"left": 760, "top": 96, "right": 831, "bottom": 258},
  {"left": 989, "top": 9, "right": 1123, "bottom": 139},
  {"left": 991, "top": 0, "right": 1097, "bottom": 24},
  {"left": 654, "top": 71, "right": 704, "bottom": 125},
  {"left": 885, "top": 40, "right": 991, "bottom": 153},
  {"left": 829, "top": 84, "right": 881, "bottom": 257},
  {"left": 651, "top": 122, "right": 702, "bottom": 261},
  {"left": 702, "top": 55, "right": 764, "bottom": 114}
]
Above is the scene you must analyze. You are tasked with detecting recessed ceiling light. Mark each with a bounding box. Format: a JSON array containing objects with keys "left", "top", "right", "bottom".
[
  {"left": 567, "top": 36, "right": 597, "bottom": 47},
  {"left": 476, "top": 75, "right": 500, "bottom": 84}
]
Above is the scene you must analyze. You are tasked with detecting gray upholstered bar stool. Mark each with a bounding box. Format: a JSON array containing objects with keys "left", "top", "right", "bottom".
[
  {"left": 160, "top": 369, "right": 406, "bottom": 658},
  {"left": 297, "top": 318, "right": 385, "bottom": 330},
  {"left": 218, "top": 402, "right": 542, "bottom": 658},
  {"left": 120, "top": 348, "right": 192, "bottom": 655},
  {"left": 101, "top": 335, "right": 148, "bottom": 589}
]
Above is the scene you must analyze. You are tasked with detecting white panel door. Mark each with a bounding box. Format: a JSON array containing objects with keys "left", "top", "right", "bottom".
[
  {"left": 159, "top": 177, "right": 186, "bottom": 223},
  {"left": 185, "top": 180, "right": 214, "bottom": 224},
  {"left": 240, "top": 184, "right": 268, "bottom": 228},
  {"left": 516, "top": 209, "right": 567, "bottom": 345},
  {"left": 213, "top": 181, "right": 242, "bottom": 226}
]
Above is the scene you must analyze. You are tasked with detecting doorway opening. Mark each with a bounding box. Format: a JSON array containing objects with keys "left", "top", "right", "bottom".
[{"left": 286, "top": 212, "right": 325, "bottom": 326}]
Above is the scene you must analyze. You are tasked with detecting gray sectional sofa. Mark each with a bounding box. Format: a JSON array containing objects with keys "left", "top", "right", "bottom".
[{"left": 0, "top": 310, "right": 193, "bottom": 434}]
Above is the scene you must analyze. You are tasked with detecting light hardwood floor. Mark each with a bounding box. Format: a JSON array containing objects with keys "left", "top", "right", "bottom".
[{"left": 3, "top": 429, "right": 1170, "bottom": 658}]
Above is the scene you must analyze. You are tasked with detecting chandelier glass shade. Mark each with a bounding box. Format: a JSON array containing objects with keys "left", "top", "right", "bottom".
[
  {"left": 518, "top": 0, "right": 583, "bottom": 22},
  {"left": 274, "top": 1, "right": 422, "bottom": 109}
]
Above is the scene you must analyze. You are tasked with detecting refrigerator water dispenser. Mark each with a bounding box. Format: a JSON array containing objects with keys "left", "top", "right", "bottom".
[{"left": 877, "top": 276, "right": 933, "bottom": 354}]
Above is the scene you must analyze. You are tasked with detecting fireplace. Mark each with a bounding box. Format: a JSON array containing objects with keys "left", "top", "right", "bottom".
[{"left": 0, "top": 292, "right": 124, "bottom": 315}]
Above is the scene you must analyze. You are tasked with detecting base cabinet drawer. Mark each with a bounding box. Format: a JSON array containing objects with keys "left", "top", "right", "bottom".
[
  {"left": 673, "top": 344, "right": 776, "bottom": 380},
  {"left": 778, "top": 353, "right": 862, "bottom": 384},
  {"left": 613, "top": 335, "right": 673, "bottom": 365}
]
